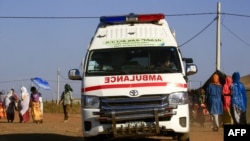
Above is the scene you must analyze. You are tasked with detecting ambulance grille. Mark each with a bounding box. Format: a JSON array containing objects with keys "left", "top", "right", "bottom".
[{"left": 96, "top": 95, "right": 177, "bottom": 123}]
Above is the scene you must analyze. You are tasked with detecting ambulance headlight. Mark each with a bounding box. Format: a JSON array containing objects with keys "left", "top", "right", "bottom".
[
  {"left": 82, "top": 95, "right": 100, "bottom": 108},
  {"left": 168, "top": 92, "right": 188, "bottom": 105}
]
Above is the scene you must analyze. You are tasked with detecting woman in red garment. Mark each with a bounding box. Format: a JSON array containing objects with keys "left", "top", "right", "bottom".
[
  {"left": 222, "top": 76, "right": 233, "bottom": 125},
  {"left": 19, "top": 86, "right": 30, "bottom": 123}
]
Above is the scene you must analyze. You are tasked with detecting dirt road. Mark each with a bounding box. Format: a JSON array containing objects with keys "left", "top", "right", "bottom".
[{"left": 0, "top": 113, "right": 223, "bottom": 141}]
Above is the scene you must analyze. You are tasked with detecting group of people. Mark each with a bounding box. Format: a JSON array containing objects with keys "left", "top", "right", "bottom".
[
  {"left": 0, "top": 86, "right": 43, "bottom": 123},
  {"left": 0, "top": 83, "right": 74, "bottom": 123},
  {"left": 0, "top": 89, "right": 18, "bottom": 122},
  {"left": 205, "top": 72, "right": 247, "bottom": 132}
]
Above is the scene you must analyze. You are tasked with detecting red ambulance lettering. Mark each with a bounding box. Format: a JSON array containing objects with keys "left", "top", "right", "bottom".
[{"left": 104, "top": 74, "right": 163, "bottom": 83}]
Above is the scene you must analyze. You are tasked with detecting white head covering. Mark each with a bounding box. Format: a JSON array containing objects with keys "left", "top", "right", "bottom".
[
  {"left": 21, "top": 86, "right": 29, "bottom": 97},
  {"left": 4, "top": 90, "right": 12, "bottom": 107},
  {"left": 6, "top": 90, "right": 12, "bottom": 97},
  {"left": 20, "top": 86, "right": 30, "bottom": 115}
]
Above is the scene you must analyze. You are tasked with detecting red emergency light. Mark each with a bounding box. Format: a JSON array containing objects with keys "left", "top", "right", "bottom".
[{"left": 100, "top": 13, "right": 165, "bottom": 24}]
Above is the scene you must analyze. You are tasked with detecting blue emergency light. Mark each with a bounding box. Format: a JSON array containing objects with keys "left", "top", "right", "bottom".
[{"left": 100, "top": 13, "right": 165, "bottom": 24}]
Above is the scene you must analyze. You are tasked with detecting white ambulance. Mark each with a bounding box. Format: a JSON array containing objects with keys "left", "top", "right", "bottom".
[{"left": 68, "top": 13, "right": 197, "bottom": 141}]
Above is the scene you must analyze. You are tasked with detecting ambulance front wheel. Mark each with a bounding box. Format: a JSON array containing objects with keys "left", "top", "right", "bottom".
[
  {"left": 177, "top": 133, "right": 190, "bottom": 141},
  {"left": 83, "top": 135, "right": 107, "bottom": 141},
  {"left": 83, "top": 137, "right": 96, "bottom": 141}
]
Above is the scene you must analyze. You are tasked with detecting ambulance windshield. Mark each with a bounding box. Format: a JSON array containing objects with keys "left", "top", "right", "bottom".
[{"left": 86, "top": 47, "right": 182, "bottom": 76}]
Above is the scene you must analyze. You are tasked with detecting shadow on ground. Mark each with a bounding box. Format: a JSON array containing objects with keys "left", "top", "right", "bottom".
[
  {"left": 0, "top": 134, "right": 83, "bottom": 141},
  {"left": 0, "top": 134, "right": 164, "bottom": 141}
]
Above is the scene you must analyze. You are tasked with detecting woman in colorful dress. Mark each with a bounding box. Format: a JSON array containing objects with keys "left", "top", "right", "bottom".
[
  {"left": 19, "top": 86, "right": 30, "bottom": 123},
  {"left": 0, "top": 90, "right": 6, "bottom": 119},
  {"left": 205, "top": 73, "right": 223, "bottom": 131},
  {"left": 230, "top": 72, "right": 247, "bottom": 125},
  {"left": 222, "top": 76, "right": 233, "bottom": 125},
  {"left": 4, "top": 89, "right": 18, "bottom": 123},
  {"left": 30, "top": 86, "right": 43, "bottom": 124}
]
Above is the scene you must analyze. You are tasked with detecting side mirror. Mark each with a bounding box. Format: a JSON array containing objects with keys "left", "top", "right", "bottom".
[
  {"left": 186, "top": 64, "right": 198, "bottom": 76},
  {"left": 68, "top": 69, "right": 82, "bottom": 80}
]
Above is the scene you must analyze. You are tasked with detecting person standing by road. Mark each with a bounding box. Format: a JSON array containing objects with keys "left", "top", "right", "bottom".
[
  {"left": 230, "top": 72, "right": 247, "bottom": 125},
  {"left": 0, "top": 90, "right": 6, "bottom": 119},
  {"left": 205, "top": 73, "right": 223, "bottom": 132},
  {"left": 30, "top": 86, "right": 43, "bottom": 124},
  {"left": 19, "top": 86, "right": 30, "bottom": 123},
  {"left": 222, "top": 76, "right": 233, "bottom": 125},
  {"left": 59, "top": 84, "right": 73, "bottom": 122},
  {"left": 4, "top": 89, "right": 18, "bottom": 123}
]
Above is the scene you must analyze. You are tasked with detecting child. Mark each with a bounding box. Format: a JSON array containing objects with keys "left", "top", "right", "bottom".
[{"left": 196, "top": 101, "right": 206, "bottom": 127}]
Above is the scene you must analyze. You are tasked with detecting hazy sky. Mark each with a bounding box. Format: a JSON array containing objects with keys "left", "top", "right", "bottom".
[{"left": 0, "top": 0, "right": 250, "bottom": 100}]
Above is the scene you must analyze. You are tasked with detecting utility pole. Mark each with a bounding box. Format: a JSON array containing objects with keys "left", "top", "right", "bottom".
[
  {"left": 216, "top": 2, "right": 221, "bottom": 70},
  {"left": 57, "top": 68, "right": 60, "bottom": 104}
]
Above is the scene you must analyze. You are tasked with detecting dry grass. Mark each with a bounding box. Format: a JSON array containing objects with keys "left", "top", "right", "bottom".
[
  {"left": 241, "top": 74, "right": 250, "bottom": 90},
  {"left": 43, "top": 101, "right": 81, "bottom": 114}
]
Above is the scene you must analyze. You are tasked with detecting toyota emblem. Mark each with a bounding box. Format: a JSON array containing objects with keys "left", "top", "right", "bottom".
[{"left": 129, "top": 90, "right": 139, "bottom": 96}]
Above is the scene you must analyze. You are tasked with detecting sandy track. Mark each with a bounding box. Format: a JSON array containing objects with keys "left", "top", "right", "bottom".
[{"left": 0, "top": 112, "right": 223, "bottom": 141}]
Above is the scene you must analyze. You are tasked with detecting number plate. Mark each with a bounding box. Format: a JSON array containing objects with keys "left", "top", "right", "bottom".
[{"left": 125, "top": 121, "right": 146, "bottom": 127}]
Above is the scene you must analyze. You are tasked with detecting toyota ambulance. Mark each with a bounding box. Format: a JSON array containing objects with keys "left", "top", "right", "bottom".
[{"left": 68, "top": 13, "right": 198, "bottom": 141}]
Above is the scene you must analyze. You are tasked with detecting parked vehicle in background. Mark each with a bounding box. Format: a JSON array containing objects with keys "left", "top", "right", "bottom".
[{"left": 68, "top": 13, "right": 198, "bottom": 141}]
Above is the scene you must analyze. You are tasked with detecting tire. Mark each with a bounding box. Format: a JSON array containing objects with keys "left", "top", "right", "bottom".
[
  {"left": 177, "top": 133, "right": 190, "bottom": 141},
  {"left": 83, "top": 137, "right": 96, "bottom": 141},
  {"left": 83, "top": 135, "right": 108, "bottom": 141}
]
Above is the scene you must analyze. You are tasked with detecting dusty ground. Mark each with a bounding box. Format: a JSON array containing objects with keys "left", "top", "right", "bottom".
[{"left": 0, "top": 112, "right": 223, "bottom": 141}]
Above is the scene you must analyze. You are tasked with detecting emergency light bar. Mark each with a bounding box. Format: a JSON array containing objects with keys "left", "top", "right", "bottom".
[{"left": 100, "top": 13, "right": 165, "bottom": 24}]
